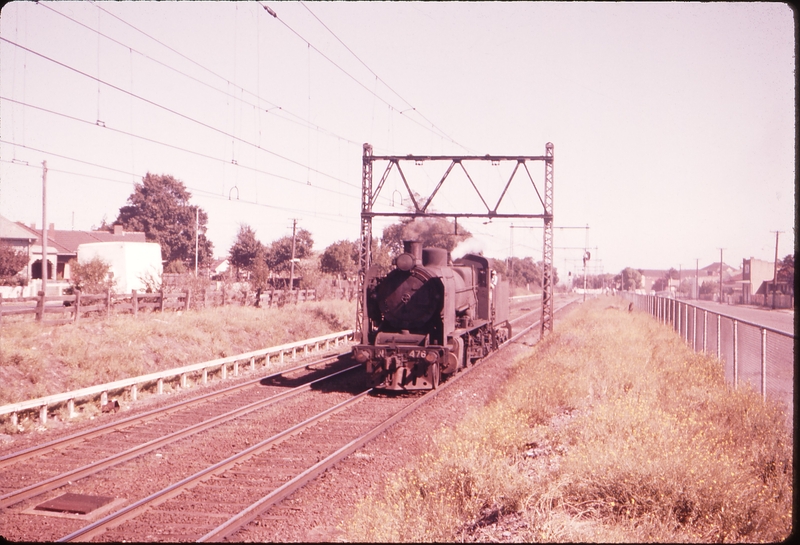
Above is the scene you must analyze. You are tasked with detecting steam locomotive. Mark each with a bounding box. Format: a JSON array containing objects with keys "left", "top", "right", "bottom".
[{"left": 353, "top": 241, "right": 511, "bottom": 390}]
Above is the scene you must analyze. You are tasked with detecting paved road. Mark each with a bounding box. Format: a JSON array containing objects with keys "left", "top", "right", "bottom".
[{"left": 685, "top": 300, "right": 794, "bottom": 335}]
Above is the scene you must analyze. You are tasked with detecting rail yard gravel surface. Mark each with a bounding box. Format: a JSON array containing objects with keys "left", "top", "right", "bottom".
[
  {"left": 232, "top": 309, "right": 573, "bottom": 542},
  {"left": 0, "top": 302, "right": 569, "bottom": 542}
]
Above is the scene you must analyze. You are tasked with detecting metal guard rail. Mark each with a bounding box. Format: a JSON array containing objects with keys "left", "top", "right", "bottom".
[{"left": 0, "top": 329, "right": 354, "bottom": 426}]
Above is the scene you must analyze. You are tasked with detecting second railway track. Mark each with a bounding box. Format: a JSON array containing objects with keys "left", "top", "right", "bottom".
[{"left": 0, "top": 296, "right": 576, "bottom": 542}]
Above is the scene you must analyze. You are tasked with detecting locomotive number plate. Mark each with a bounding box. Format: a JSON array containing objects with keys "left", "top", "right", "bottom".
[{"left": 407, "top": 349, "right": 427, "bottom": 358}]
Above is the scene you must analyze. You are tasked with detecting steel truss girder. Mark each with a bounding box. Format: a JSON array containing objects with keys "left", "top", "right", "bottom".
[{"left": 356, "top": 143, "right": 555, "bottom": 342}]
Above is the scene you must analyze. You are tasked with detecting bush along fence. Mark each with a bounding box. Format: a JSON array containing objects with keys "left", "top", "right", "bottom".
[
  {"left": 0, "top": 286, "right": 357, "bottom": 326},
  {"left": 623, "top": 292, "right": 794, "bottom": 421},
  {"left": 0, "top": 329, "right": 354, "bottom": 428}
]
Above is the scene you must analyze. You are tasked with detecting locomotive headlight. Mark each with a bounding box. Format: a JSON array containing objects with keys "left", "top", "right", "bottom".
[
  {"left": 424, "top": 351, "right": 438, "bottom": 363},
  {"left": 395, "top": 253, "right": 416, "bottom": 271}
]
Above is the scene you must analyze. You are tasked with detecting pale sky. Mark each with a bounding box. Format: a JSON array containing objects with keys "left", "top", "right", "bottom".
[{"left": 0, "top": 1, "right": 794, "bottom": 279}]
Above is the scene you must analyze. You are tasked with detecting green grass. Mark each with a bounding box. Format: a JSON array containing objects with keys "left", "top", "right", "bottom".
[
  {"left": 344, "top": 296, "right": 792, "bottom": 542},
  {"left": 0, "top": 300, "right": 354, "bottom": 409}
]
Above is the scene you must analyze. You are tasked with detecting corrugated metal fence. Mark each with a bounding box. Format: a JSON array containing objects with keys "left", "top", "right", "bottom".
[{"left": 622, "top": 293, "right": 793, "bottom": 422}]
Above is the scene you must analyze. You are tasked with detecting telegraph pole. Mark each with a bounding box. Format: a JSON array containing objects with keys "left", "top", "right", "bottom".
[
  {"left": 771, "top": 230, "right": 783, "bottom": 309},
  {"left": 695, "top": 258, "right": 699, "bottom": 300},
  {"left": 41, "top": 160, "right": 48, "bottom": 297},
  {"left": 194, "top": 207, "right": 199, "bottom": 277},
  {"left": 718, "top": 248, "right": 724, "bottom": 304},
  {"left": 289, "top": 219, "right": 297, "bottom": 291}
]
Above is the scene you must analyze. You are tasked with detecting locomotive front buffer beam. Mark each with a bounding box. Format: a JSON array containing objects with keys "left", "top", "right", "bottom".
[{"left": 353, "top": 333, "right": 447, "bottom": 391}]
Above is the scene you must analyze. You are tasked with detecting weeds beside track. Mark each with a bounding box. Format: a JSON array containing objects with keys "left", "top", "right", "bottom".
[{"left": 344, "top": 296, "right": 792, "bottom": 542}]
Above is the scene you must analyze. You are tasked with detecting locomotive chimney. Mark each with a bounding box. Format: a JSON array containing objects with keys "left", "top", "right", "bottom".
[{"left": 403, "top": 240, "right": 423, "bottom": 263}]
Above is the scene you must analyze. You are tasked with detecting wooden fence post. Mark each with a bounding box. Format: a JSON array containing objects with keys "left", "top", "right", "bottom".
[
  {"left": 160, "top": 287, "right": 166, "bottom": 312},
  {"left": 185, "top": 288, "right": 191, "bottom": 311},
  {"left": 222, "top": 285, "right": 227, "bottom": 306},
  {"left": 74, "top": 290, "right": 82, "bottom": 323},
  {"left": 36, "top": 291, "right": 45, "bottom": 322},
  {"left": 132, "top": 290, "right": 138, "bottom": 317},
  {"left": 269, "top": 287, "right": 275, "bottom": 308},
  {"left": 241, "top": 288, "right": 248, "bottom": 306},
  {"left": 106, "top": 288, "right": 112, "bottom": 320}
]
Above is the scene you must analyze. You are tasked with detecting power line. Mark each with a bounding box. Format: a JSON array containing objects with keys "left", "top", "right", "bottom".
[
  {"left": 0, "top": 36, "right": 360, "bottom": 193},
  {"left": 296, "top": 1, "right": 468, "bottom": 151},
  {"left": 0, "top": 140, "right": 359, "bottom": 226},
  {"left": 259, "top": 2, "right": 469, "bottom": 151},
  {"left": 0, "top": 95, "right": 365, "bottom": 203},
  {"left": 41, "top": 2, "right": 365, "bottom": 150}
]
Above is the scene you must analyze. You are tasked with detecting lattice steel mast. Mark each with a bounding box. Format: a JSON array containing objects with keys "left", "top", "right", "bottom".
[{"left": 356, "top": 143, "right": 555, "bottom": 341}]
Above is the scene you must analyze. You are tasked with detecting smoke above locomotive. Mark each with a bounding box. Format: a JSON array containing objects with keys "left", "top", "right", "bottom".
[{"left": 353, "top": 240, "right": 510, "bottom": 390}]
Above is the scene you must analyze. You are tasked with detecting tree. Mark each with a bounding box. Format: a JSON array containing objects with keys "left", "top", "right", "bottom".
[
  {"left": 67, "top": 257, "right": 115, "bottom": 294},
  {"left": 0, "top": 242, "right": 28, "bottom": 284},
  {"left": 116, "top": 173, "right": 213, "bottom": 266},
  {"left": 381, "top": 217, "right": 471, "bottom": 256},
  {"left": 265, "top": 228, "right": 313, "bottom": 273},
  {"left": 699, "top": 280, "right": 718, "bottom": 295},
  {"left": 615, "top": 267, "right": 643, "bottom": 291},
  {"left": 777, "top": 254, "right": 794, "bottom": 285},
  {"left": 229, "top": 224, "right": 266, "bottom": 276},
  {"left": 320, "top": 240, "right": 359, "bottom": 279}
]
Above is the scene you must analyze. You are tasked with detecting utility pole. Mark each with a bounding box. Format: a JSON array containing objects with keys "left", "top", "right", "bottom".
[
  {"left": 718, "top": 248, "right": 724, "bottom": 304},
  {"left": 194, "top": 207, "right": 199, "bottom": 277},
  {"left": 289, "top": 219, "right": 297, "bottom": 291},
  {"left": 771, "top": 230, "right": 783, "bottom": 309},
  {"left": 509, "top": 223, "right": 513, "bottom": 285},
  {"left": 41, "top": 160, "right": 48, "bottom": 298},
  {"left": 695, "top": 258, "right": 699, "bottom": 300}
]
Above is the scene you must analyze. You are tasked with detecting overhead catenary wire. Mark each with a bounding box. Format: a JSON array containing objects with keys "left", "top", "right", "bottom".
[
  {"left": 296, "top": 1, "right": 470, "bottom": 152},
  {"left": 0, "top": 96, "right": 364, "bottom": 202},
  {"left": 0, "top": 36, "right": 362, "bottom": 194},
  {"left": 80, "top": 1, "right": 363, "bottom": 148},
  {"left": 0, "top": 152, "right": 359, "bottom": 227},
  {"left": 258, "top": 2, "right": 469, "bottom": 151}
]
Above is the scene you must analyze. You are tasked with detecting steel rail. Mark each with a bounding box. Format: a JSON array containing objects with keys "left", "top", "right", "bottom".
[
  {"left": 200, "top": 298, "right": 577, "bottom": 541},
  {"left": 58, "top": 387, "right": 375, "bottom": 542},
  {"left": 0, "top": 351, "right": 348, "bottom": 469},
  {"left": 0, "top": 363, "right": 359, "bottom": 510},
  {"left": 58, "top": 298, "right": 576, "bottom": 542}
]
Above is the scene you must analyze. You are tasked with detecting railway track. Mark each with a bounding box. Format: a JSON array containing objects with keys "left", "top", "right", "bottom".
[{"left": 0, "top": 297, "right": 576, "bottom": 542}]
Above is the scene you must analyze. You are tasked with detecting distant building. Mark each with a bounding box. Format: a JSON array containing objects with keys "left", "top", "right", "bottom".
[
  {"left": 0, "top": 214, "right": 146, "bottom": 295},
  {"left": 741, "top": 258, "right": 778, "bottom": 303}
]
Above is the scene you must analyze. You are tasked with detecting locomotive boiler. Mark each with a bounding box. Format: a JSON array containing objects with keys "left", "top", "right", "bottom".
[{"left": 353, "top": 241, "right": 510, "bottom": 390}]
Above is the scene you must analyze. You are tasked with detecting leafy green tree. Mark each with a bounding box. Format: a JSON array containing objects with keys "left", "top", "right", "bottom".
[
  {"left": 699, "top": 280, "right": 718, "bottom": 295},
  {"left": 229, "top": 224, "right": 266, "bottom": 276},
  {"left": 116, "top": 173, "right": 213, "bottom": 266},
  {"left": 615, "top": 267, "right": 643, "bottom": 291},
  {"left": 777, "top": 254, "right": 794, "bottom": 284},
  {"left": 0, "top": 242, "right": 28, "bottom": 284},
  {"left": 67, "top": 257, "right": 115, "bottom": 294},
  {"left": 320, "top": 240, "right": 359, "bottom": 279},
  {"left": 265, "top": 228, "right": 313, "bottom": 273}
]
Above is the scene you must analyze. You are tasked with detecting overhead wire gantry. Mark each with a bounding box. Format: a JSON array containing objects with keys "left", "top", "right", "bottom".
[{"left": 356, "top": 142, "right": 555, "bottom": 341}]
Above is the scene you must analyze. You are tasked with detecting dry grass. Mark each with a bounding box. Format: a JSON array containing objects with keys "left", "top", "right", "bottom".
[
  {"left": 344, "top": 296, "right": 792, "bottom": 542},
  {"left": 0, "top": 300, "right": 354, "bottom": 410}
]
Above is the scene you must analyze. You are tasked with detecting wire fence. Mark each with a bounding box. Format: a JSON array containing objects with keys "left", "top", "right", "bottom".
[{"left": 622, "top": 293, "right": 793, "bottom": 424}]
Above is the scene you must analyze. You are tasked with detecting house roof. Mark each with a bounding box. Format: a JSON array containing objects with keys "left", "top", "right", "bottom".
[
  {"left": 0, "top": 215, "right": 37, "bottom": 242},
  {"left": 0, "top": 215, "right": 146, "bottom": 256}
]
